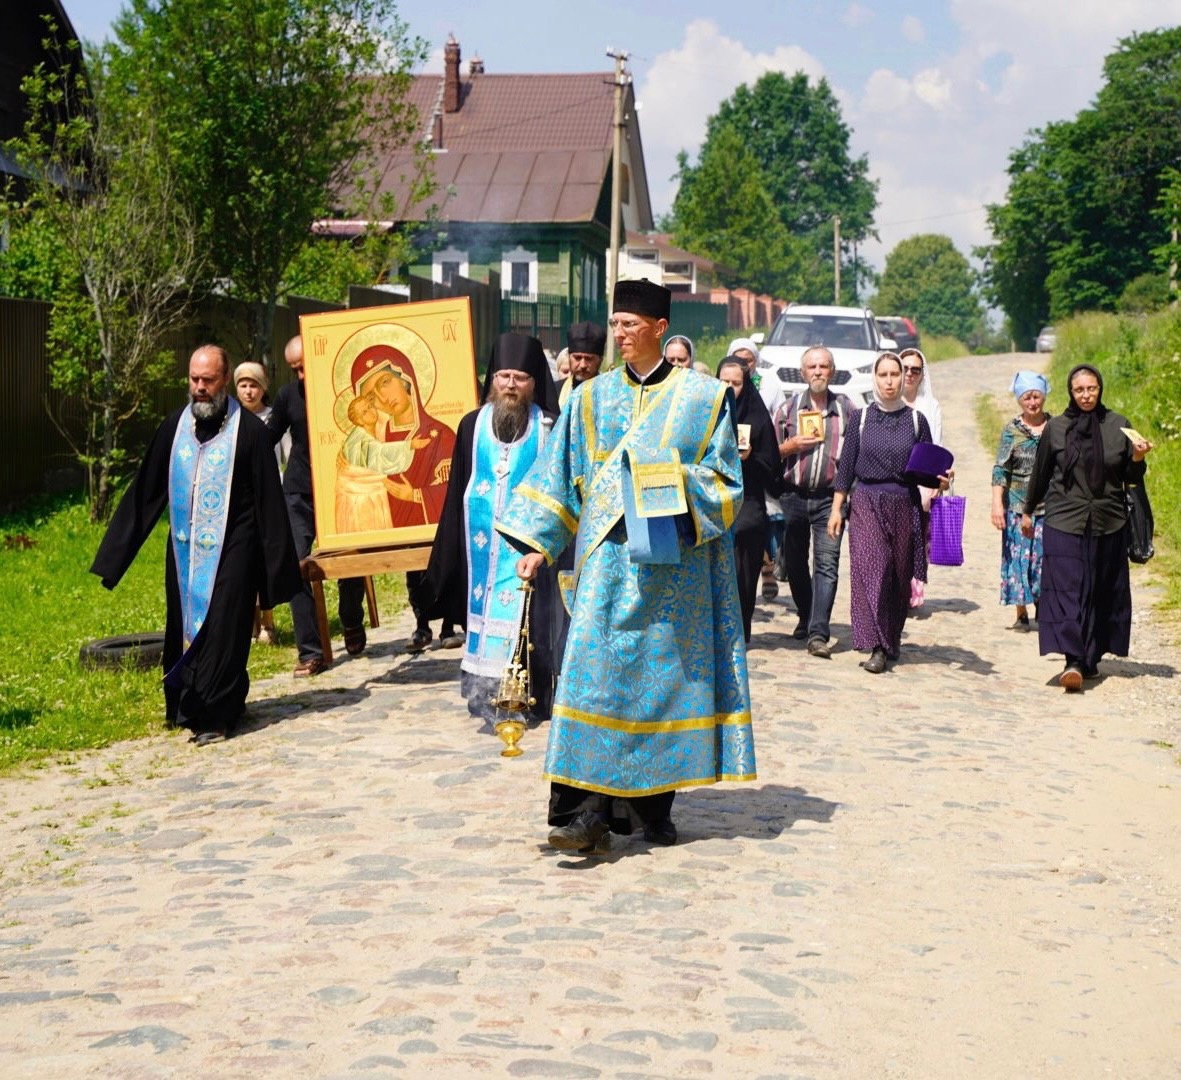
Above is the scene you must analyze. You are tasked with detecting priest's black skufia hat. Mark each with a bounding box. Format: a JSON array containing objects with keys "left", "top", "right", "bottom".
[
  {"left": 612, "top": 278, "right": 671, "bottom": 321},
  {"left": 480, "top": 331, "right": 558, "bottom": 413},
  {"left": 567, "top": 321, "right": 607, "bottom": 356}
]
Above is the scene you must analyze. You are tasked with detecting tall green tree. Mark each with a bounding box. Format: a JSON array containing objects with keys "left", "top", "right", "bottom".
[
  {"left": 671, "top": 71, "right": 878, "bottom": 301},
  {"left": 670, "top": 127, "right": 806, "bottom": 298},
  {"left": 979, "top": 27, "right": 1181, "bottom": 346},
  {"left": 108, "top": 0, "right": 432, "bottom": 367},
  {"left": 871, "top": 234, "right": 983, "bottom": 341},
  {"left": 3, "top": 34, "right": 206, "bottom": 521}
]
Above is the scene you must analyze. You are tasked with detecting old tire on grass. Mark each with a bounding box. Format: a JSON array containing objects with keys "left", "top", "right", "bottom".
[{"left": 79, "top": 633, "right": 166, "bottom": 671}]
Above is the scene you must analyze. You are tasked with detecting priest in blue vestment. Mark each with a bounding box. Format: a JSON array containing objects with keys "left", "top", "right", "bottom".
[
  {"left": 92, "top": 346, "right": 302, "bottom": 745},
  {"left": 419, "top": 333, "right": 560, "bottom": 729},
  {"left": 498, "top": 279, "right": 757, "bottom": 852}
]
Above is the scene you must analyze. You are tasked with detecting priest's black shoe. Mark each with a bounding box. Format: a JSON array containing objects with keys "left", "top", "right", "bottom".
[
  {"left": 547, "top": 811, "right": 608, "bottom": 852},
  {"left": 190, "top": 729, "right": 225, "bottom": 747},
  {"left": 643, "top": 818, "right": 678, "bottom": 846}
]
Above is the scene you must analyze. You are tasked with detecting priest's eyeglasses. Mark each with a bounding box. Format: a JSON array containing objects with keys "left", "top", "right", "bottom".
[
  {"left": 607, "top": 317, "right": 646, "bottom": 334},
  {"left": 492, "top": 371, "right": 533, "bottom": 385}
]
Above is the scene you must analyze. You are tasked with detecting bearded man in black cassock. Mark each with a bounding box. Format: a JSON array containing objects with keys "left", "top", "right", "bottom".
[
  {"left": 92, "top": 345, "right": 302, "bottom": 746},
  {"left": 419, "top": 332, "right": 560, "bottom": 731}
]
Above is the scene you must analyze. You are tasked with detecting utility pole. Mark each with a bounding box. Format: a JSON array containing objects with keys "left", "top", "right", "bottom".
[
  {"left": 1171, "top": 219, "right": 1178, "bottom": 308},
  {"left": 833, "top": 216, "right": 841, "bottom": 303},
  {"left": 605, "top": 47, "right": 629, "bottom": 368}
]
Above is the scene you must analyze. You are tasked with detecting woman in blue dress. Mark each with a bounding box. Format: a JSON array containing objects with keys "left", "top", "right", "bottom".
[{"left": 990, "top": 371, "right": 1049, "bottom": 631}]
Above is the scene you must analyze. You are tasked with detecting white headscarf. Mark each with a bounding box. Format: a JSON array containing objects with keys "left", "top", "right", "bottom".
[
  {"left": 872, "top": 352, "right": 906, "bottom": 412},
  {"left": 899, "top": 348, "right": 942, "bottom": 441},
  {"left": 727, "top": 337, "right": 760, "bottom": 362}
]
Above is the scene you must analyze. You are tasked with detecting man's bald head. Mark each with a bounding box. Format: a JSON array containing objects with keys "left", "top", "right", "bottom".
[{"left": 285, "top": 335, "right": 304, "bottom": 380}]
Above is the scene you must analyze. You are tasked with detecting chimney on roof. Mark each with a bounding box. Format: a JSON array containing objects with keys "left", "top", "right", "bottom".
[
  {"left": 469, "top": 55, "right": 484, "bottom": 77},
  {"left": 444, "top": 35, "right": 461, "bottom": 113}
]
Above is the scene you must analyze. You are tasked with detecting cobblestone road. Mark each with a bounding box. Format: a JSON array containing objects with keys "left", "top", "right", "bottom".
[{"left": 1, "top": 355, "right": 1178, "bottom": 1078}]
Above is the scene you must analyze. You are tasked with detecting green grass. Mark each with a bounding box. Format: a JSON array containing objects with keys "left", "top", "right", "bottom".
[
  {"left": 1045, "top": 308, "right": 1181, "bottom": 611},
  {"left": 0, "top": 494, "right": 407, "bottom": 773},
  {"left": 974, "top": 392, "right": 1009, "bottom": 456},
  {"left": 922, "top": 334, "right": 971, "bottom": 363}
]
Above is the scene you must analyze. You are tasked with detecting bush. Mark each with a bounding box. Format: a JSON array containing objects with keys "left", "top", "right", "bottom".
[{"left": 1117, "top": 272, "right": 1170, "bottom": 314}]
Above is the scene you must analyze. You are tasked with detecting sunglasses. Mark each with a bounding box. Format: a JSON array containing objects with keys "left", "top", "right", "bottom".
[{"left": 903, "top": 365, "right": 923, "bottom": 374}]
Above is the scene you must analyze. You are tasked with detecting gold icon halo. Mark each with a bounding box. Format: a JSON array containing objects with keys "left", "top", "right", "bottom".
[{"left": 331, "top": 322, "right": 437, "bottom": 433}]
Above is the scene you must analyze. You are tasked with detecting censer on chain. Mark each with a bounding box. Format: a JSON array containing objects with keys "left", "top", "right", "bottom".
[{"left": 490, "top": 579, "right": 535, "bottom": 757}]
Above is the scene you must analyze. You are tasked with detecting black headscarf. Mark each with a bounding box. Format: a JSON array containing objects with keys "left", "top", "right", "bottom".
[
  {"left": 717, "top": 354, "right": 781, "bottom": 499},
  {"left": 480, "top": 332, "right": 559, "bottom": 414},
  {"left": 1062, "top": 363, "right": 1106, "bottom": 494}
]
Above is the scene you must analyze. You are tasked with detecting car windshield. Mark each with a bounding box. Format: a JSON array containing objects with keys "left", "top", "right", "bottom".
[{"left": 767, "top": 313, "right": 873, "bottom": 350}]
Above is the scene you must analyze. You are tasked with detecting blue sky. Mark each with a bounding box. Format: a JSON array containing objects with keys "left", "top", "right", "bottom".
[{"left": 68, "top": 0, "right": 1181, "bottom": 269}]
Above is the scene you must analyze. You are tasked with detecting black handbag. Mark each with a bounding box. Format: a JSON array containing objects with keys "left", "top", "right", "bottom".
[{"left": 1125, "top": 482, "right": 1155, "bottom": 564}]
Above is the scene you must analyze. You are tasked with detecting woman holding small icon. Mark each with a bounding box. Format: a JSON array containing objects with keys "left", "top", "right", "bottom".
[
  {"left": 717, "top": 355, "right": 781, "bottom": 643},
  {"left": 1021, "top": 363, "right": 1153, "bottom": 691}
]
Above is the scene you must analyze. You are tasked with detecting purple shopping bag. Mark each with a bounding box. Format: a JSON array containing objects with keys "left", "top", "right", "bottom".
[{"left": 928, "top": 491, "right": 966, "bottom": 567}]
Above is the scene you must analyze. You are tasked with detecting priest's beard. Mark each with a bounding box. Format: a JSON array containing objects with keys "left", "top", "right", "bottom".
[
  {"left": 490, "top": 388, "right": 532, "bottom": 443},
  {"left": 191, "top": 388, "right": 229, "bottom": 421}
]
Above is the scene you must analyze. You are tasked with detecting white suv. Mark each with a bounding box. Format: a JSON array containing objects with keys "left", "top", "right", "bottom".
[{"left": 756, "top": 305, "right": 894, "bottom": 407}]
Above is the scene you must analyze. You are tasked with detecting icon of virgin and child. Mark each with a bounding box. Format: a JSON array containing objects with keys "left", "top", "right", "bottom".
[{"left": 334, "top": 342, "right": 457, "bottom": 535}]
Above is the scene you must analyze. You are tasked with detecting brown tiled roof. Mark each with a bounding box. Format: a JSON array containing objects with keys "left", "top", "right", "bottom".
[{"left": 373, "top": 71, "right": 649, "bottom": 227}]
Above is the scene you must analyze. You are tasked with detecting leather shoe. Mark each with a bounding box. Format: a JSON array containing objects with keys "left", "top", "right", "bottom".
[
  {"left": 547, "top": 811, "right": 609, "bottom": 852},
  {"left": 343, "top": 625, "right": 366, "bottom": 656},
  {"left": 293, "top": 656, "right": 328, "bottom": 678},
  {"left": 190, "top": 730, "right": 225, "bottom": 747},
  {"left": 1059, "top": 664, "right": 1083, "bottom": 691},
  {"left": 791, "top": 620, "right": 809, "bottom": 640},
  {"left": 643, "top": 818, "right": 678, "bottom": 846},
  {"left": 859, "top": 647, "right": 887, "bottom": 674},
  {"left": 806, "top": 637, "right": 832, "bottom": 659},
  {"left": 406, "top": 627, "right": 432, "bottom": 653}
]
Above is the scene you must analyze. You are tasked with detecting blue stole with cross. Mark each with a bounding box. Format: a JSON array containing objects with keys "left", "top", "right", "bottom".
[
  {"left": 167, "top": 400, "right": 242, "bottom": 668},
  {"left": 462, "top": 404, "right": 546, "bottom": 678}
]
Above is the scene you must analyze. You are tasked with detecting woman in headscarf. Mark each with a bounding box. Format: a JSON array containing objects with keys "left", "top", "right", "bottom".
[
  {"left": 827, "top": 352, "right": 948, "bottom": 674},
  {"left": 1021, "top": 364, "right": 1152, "bottom": 690},
  {"left": 717, "top": 355, "right": 781, "bottom": 643},
  {"left": 990, "top": 371, "right": 1050, "bottom": 631},
  {"left": 663, "top": 334, "right": 695, "bottom": 368},
  {"left": 898, "top": 347, "right": 945, "bottom": 609}
]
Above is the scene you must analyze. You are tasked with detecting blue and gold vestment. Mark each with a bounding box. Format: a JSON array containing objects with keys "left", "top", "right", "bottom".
[{"left": 498, "top": 365, "right": 757, "bottom": 797}]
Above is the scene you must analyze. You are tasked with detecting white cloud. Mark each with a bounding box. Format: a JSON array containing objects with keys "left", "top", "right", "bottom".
[
  {"left": 635, "top": 19, "right": 825, "bottom": 217},
  {"left": 901, "top": 15, "right": 926, "bottom": 43},
  {"left": 912, "top": 68, "right": 952, "bottom": 109},
  {"left": 849, "top": 0, "right": 1180, "bottom": 270},
  {"left": 843, "top": 3, "right": 873, "bottom": 28},
  {"left": 862, "top": 69, "right": 912, "bottom": 113}
]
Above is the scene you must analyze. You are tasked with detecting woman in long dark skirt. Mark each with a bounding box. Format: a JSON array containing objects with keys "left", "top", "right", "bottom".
[
  {"left": 827, "top": 352, "right": 949, "bottom": 674},
  {"left": 1021, "top": 364, "right": 1153, "bottom": 691},
  {"left": 717, "top": 356, "right": 781, "bottom": 643}
]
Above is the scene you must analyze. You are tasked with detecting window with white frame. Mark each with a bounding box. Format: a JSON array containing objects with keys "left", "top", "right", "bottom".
[
  {"left": 500, "top": 245, "right": 538, "bottom": 298},
  {"left": 432, "top": 247, "right": 468, "bottom": 287}
]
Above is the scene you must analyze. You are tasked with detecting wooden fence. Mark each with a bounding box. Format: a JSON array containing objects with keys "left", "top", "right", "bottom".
[{"left": 0, "top": 274, "right": 729, "bottom": 507}]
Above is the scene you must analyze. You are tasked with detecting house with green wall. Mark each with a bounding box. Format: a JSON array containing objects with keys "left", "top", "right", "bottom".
[{"left": 372, "top": 36, "right": 654, "bottom": 314}]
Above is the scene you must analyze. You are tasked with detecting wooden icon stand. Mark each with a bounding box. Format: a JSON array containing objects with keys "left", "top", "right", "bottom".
[{"left": 300, "top": 543, "right": 431, "bottom": 664}]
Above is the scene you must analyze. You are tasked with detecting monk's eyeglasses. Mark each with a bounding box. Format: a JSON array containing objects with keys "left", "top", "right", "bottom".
[{"left": 493, "top": 371, "right": 533, "bottom": 385}]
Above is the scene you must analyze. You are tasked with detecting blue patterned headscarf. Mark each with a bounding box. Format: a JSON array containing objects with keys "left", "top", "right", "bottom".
[{"left": 1010, "top": 371, "right": 1048, "bottom": 399}]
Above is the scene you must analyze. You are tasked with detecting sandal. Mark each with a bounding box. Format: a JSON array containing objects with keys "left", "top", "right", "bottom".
[
  {"left": 342, "top": 625, "right": 367, "bottom": 656},
  {"left": 293, "top": 656, "right": 328, "bottom": 678}
]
